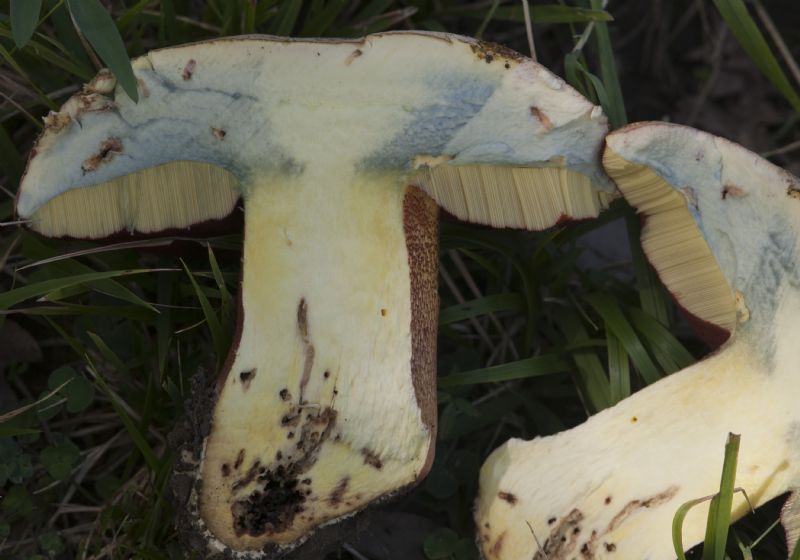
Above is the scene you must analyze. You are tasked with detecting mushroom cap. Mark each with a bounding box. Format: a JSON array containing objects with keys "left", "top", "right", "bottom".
[
  {"left": 16, "top": 31, "right": 612, "bottom": 237},
  {"left": 605, "top": 121, "right": 800, "bottom": 342}
]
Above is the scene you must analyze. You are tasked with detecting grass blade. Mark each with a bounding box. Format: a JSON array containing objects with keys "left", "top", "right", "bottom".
[
  {"left": 703, "top": 433, "right": 741, "bottom": 560},
  {"left": 0, "top": 269, "right": 170, "bottom": 310},
  {"left": 10, "top": 0, "right": 42, "bottom": 48},
  {"left": 354, "top": 0, "right": 395, "bottom": 21},
  {"left": 1, "top": 303, "right": 155, "bottom": 321},
  {"left": 674, "top": 494, "right": 715, "bottom": 560},
  {"left": 344, "top": 7, "right": 418, "bottom": 35},
  {"left": 160, "top": 0, "right": 177, "bottom": 43},
  {"left": 457, "top": 249, "right": 502, "bottom": 282},
  {"left": 529, "top": 5, "right": 612, "bottom": 24},
  {"left": 439, "top": 293, "right": 525, "bottom": 325},
  {"left": 269, "top": 0, "right": 302, "bottom": 36},
  {"left": 242, "top": 0, "right": 257, "bottom": 34},
  {"left": 0, "top": 27, "right": 96, "bottom": 81},
  {"left": 606, "top": 329, "right": 630, "bottom": 404},
  {"left": 438, "top": 354, "right": 570, "bottom": 387},
  {"left": 629, "top": 307, "right": 694, "bottom": 373},
  {"left": 89, "top": 361, "right": 160, "bottom": 472},
  {"left": 0, "top": 122, "right": 25, "bottom": 184},
  {"left": 0, "top": 427, "right": 41, "bottom": 437},
  {"left": 62, "top": 269, "right": 158, "bottom": 312},
  {"left": 585, "top": 293, "right": 661, "bottom": 385},
  {"left": 737, "top": 517, "right": 781, "bottom": 557},
  {"left": 181, "top": 260, "right": 225, "bottom": 368},
  {"left": 626, "top": 209, "right": 670, "bottom": 325},
  {"left": 570, "top": 347, "right": 610, "bottom": 413},
  {"left": 207, "top": 245, "right": 232, "bottom": 328},
  {"left": 66, "top": 0, "right": 139, "bottom": 102},
  {"left": 713, "top": 0, "right": 800, "bottom": 112},
  {"left": 0, "top": 41, "right": 57, "bottom": 111},
  {"left": 43, "top": 317, "right": 87, "bottom": 358},
  {"left": 300, "top": 0, "right": 349, "bottom": 36},
  {"left": 218, "top": 0, "right": 240, "bottom": 35},
  {"left": 87, "top": 331, "right": 130, "bottom": 376},
  {"left": 589, "top": 0, "right": 627, "bottom": 128},
  {"left": 50, "top": 0, "right": 94, "bottom": 70},
  {"left": 563, "top": 51, "right": 594, "bottom": 101},
  {"left": 117, "top": 0, "right": 151, "bottom": 33},
  {"left": 475, "top": 0, "right": 501, "bottom": 38},
  {"left": 457, "top": 4, "right": 612, "bottom": 24},
  {"left": 554, "top": 309, "right": 611, "bottom": 413},
  {"left": 565, "top": 51, "right": 611, "bottom": 110}
]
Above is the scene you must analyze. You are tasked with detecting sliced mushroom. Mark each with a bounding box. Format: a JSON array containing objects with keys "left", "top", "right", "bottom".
[
  {"left": 476, "top": 122, "right": 800, "bottom": 559},
  {"left": 16, "top": 32, "right": 613, "bottom": 557}
]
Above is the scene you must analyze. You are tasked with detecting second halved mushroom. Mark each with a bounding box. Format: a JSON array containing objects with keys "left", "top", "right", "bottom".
[
  {"left": 476, "top": 122, "right": 800, "bottom": 559},
  {"left": 16, "top": 33, "right": 613, "bottom": 557}
]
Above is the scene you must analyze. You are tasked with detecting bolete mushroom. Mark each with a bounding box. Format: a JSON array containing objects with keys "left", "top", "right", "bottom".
[
  {"left": 15, "top": 32, "right": 614, "bottom": 557},
  {"left": 475, "top": 122, "right": 800, "bottom": 559}
]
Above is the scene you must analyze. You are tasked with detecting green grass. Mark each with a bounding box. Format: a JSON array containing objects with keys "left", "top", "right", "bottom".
[
  {"left": 0, "top": 1, "right": 797, "bottom": 559},
  {"left": 673, "top": 433, "right": 743, "bottom": 560}
]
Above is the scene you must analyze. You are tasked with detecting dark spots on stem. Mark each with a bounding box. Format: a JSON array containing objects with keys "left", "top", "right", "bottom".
[
  {"left": 533, "top": 509, "right": 583, "bottom": 560},
  {"left": 490, "top": 530, "right": 506, "bottom": 556},
  {"left": 297, "top": 298, "right": 309, "bottom": 338},
  {"left": 297, "top": 298, "right": 315, "bottom": 403},
  {"left": 182, "top": 59, "right": 196, "bottom": 80},
  {"left": 281, "top": 411, "right": 301, "bottom": 427},
  {"left": 239, "top": 369, "right": 255, "bottom": 390},
  {"left": 232, "top": 460, "right": 262, "bottom": 491},
  {"left": 498, "top": 491, "right": 517, "bottom": 505},
  {"left": 231, "top": 464, "right": 306, "bottom": 537},
  {"left": 606, "top": 486, "right": 678, "bottom": 533},
  {"left": 328, "top": 477, "right": 350, "bottom": 506},
  {"left": 361, "top": 448, "right": 383, "bottom": 470}
]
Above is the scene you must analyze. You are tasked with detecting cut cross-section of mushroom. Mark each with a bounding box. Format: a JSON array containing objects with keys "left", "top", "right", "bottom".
[
  {"left": 475, "top": 122, "right": 800, "bottom": 559},
  {"left": 16, "top": 32, "right": 613, "bottom": 557}
]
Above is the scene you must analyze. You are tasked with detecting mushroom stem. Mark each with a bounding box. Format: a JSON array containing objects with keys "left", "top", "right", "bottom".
[
  {"left": 476, "top": 332, "right": 800, "bottom": 559},
  {"left": 198, "top": 171, "right": 438, "bottom": 551}
]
